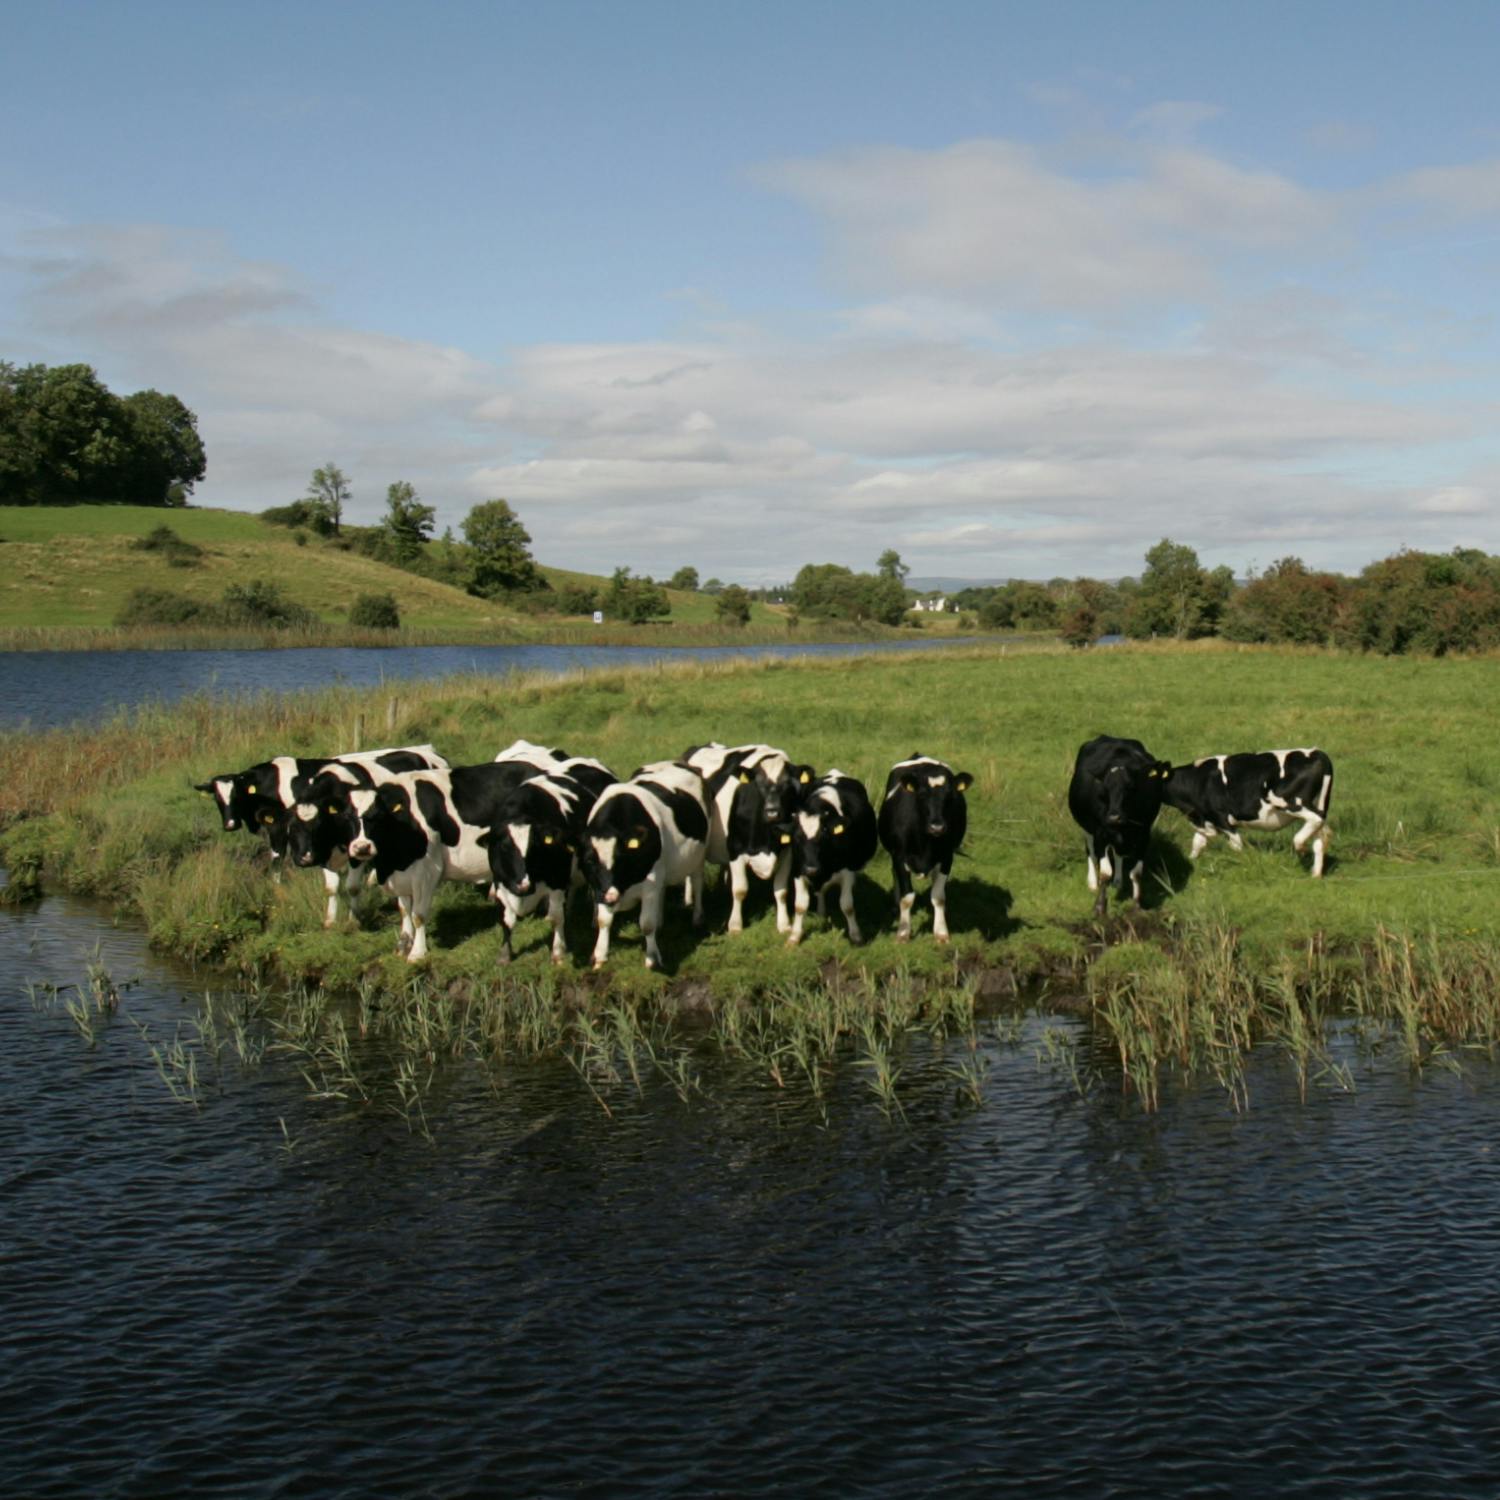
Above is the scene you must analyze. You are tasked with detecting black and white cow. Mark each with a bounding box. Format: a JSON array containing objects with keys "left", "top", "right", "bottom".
[
  {"left": 683, "top": 742, "right": 816, "bottom": 934},
  {"left": 1161, "top": 748, "right": 1334, "bottom": 877},
  {"left": 877, "top": 754, "right": 974, "bottom": 942},
  {"left": 1067, "top": 735, "right": 1171, "bottom": 917},
  {"left": 195, "top": 745, "right": 447, "bottom": 865},
  {"left": 480, "top": 767, "right": 617, "bottom": 964},
  {"left": 345, "top": 762, "right": 543, "bottom": 962},
  {"left": 579, "top": 761, "right": 710, "bottom": 970},
  {"left": 788, "top": 770, "right": 878, "bottom": 945}
]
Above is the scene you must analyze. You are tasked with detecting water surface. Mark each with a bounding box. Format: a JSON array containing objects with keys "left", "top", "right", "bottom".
[
  {"left": 5, "top": 889, "right": 1498, "bottom": 1497},
  {"left": 0, "top": 638, "right": 983, "bottom": 732}
]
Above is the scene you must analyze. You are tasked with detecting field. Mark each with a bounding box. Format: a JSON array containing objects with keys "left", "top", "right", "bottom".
[{"left": 0, "top": 504, "right": 801, "bottom": 643}]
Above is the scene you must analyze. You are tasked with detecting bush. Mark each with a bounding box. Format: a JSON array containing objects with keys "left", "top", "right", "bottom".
[
  {"left": 556, "top": 586, "right": 600, "bottom": 615},
  {"left": 220, "top": 580, "right": 316, "bottom": 628},
  {"left": 714, "top": 585, "right": 752, "bottom": 627},
  {"left": 348, "top": 592, "right": 401, "bottom": 629},
  {"left": 115, "top": 588, "right": 209, "bottom": 627},
  {"left": 261, "top": 499, "right": 333, "bottom": 534},
  {"left": 130, "top": 524, "right": 203, "bottom": 567}
]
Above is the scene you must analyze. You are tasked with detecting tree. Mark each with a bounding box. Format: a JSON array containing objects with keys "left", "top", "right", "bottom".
[
  {"left": 701, "top": 577, "right": 725, "bottom": 595},
  {"left": 877, "top": 549, "right": 910, "bottom": 584},
  {"left": 668, "top": 566, "right": 700, "bottom": 592},
  {"left": 116, "top": 389, "right": 205, "bottom": 505},
  {"left": 303, "top": 462, "right": 350, "bottom": 536},
  {"left": 462, "top": 498, "right": 545, "bottom": 597},
  {"left": 349, "top": 592, "right": 401, "bottom": 629},
  {"left": 606, "top": 567, "right": 671, "bottom": 623},
  {"left": 1127, "top": 539, "right": 1221, "bottom": 639},
  {"left": 380, "top": 481, "right": 436, "bottom": 564},
  {"left": 715, "top": 584, "right": 752, "bottom": 626}
]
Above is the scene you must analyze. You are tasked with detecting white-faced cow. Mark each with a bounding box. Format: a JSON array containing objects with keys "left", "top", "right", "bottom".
[
  {"left": 345, "top": 762, "right": 548, "bottom": 962},
  {"left": 877, "top": 754, "right": 974, "bottom": 943},
  {"left": 1067, "top": 735, "right": 1171, "bottom": 917},
  {"left": 683, "top": 742, "right": 816, "bottom": 935},
  {"left": 788, "top": 770, "right": 878, "bottom": 945},
  {"left": 1161, "top": 748, "right": 1334, "bottom": 877},
  {"left": 579, "top": 761, "right": 710, "bottom": 970},
  {"left": 479, "top": 766, "right": 617, "bottom": 964},
  {"left": 195, "top": 745, "right": 447, "bottom": 869}
]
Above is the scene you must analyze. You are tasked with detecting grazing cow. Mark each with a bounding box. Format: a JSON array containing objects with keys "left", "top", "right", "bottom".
[
  {"left": 1161, "top": 748, "right": 1334, "bottom": 877},
  {"left": 579, "top": 761, "right": 710, "bottom": 970},
  {"left": 788, "top": 770, "right": 878, "bottom": 945},
  {"left": 345, "top": 762, "right": 542, "bottom": 962},
  {"left": 683, "top": 742, "right": 816, "bottom": 934},
  {"left": 1067, "top": 735, "right": 1171, "bottom": 917},
  {"left": 195, "top": 745, "right": 446, "bottom": 865},
  {"left": 877, "top": 754, "right": 974, "bottom": 942},
  {"left": 479, "top": 767, "right": 617, "bottom": 964}
]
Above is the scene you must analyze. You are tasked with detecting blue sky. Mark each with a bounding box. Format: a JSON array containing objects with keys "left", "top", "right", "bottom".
[{"left": 5, "top": 1, "right": 1500, "bottom": 582}]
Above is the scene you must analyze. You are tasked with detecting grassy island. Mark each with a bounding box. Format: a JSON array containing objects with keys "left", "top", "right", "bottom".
[{"left": 7, "top": 642, "right": 1500, "bottom": 1112}]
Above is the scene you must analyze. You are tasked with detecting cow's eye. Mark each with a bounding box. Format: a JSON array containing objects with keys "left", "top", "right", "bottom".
[{"left": 833, "top": 823, "right": 845, "bottom": 835}]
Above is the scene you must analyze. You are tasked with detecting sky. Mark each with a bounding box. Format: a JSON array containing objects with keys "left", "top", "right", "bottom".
[{"left": 4, "top": 0, "right": 1500, "bottom": 584}]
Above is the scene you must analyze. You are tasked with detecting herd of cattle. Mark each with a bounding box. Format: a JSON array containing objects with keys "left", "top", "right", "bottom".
[{"left": 193, "top": 732, "right": 1334, "bottom": 968}]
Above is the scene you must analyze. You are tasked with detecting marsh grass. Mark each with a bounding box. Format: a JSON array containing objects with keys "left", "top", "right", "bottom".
[{"left": 12, "top": 642, "right": 1500, "bottom": 1114}]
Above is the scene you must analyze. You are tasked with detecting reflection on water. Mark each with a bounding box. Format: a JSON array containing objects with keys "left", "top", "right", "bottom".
[
  {"left": 0, "top": 638, "right": 984, "bottom": 732},
  {"left": 4, "top": 888, "right": 1500, "bottom": 1497}
]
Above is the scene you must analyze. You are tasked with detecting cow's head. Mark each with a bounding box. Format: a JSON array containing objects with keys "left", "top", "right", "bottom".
[
  {"left": 194, "top": 768, "right": 281, "bottom": 834},
  {"left": 581, "top": 796, "right": 661, "bottom": 906},
  {"left": 793, "top": 798, "right": 852, "bottom": 885},
  {"left": 894, "top": 761, "right": 973, "bottom": 839},
  {"left": 287, "top": 775, "right": 358, "bottom": 869},
  {"left": 1102, "top": 759, "right": 1171, "bottom": 828},
  {"left": 347, "top": 783, "right": 417, "bottom": 863},
  {"left": 481, "top": 818, "right": 576, "bottom": 901},
  {"left": 738, "top": 756, "right": 815, "bottom": 825}
]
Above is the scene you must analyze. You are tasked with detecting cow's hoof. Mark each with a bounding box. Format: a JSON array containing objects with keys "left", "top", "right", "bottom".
[
  {"left": 895, "top": 932, "right": 910, "bottom": 944},
  {"left": 552, "top": 954, "right": 567, "bottom": 968},
  {"left": 785, "top": 935, "right": 801, "bottom": 948},
  {"left": 934, "top": 934, "right": 950, "bottom": 946}
]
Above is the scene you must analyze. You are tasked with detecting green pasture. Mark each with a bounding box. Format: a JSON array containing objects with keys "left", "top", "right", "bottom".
[{"left": 6, "top": 642, "right": 1499, "bottom": 1006}]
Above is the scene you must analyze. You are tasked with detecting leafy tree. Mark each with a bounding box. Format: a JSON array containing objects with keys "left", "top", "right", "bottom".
[
  {"left": 668, "top": 566, "right": 700, "bottom": 592},
  {"left": 115, "top": 390, "right": 204, "bottom": 505},
  {"left": 1222, "top": 556, "right": 1345, "bottom": 646},
  {"left": 791, "top": 562, "right": 906, "bottom": 625},
  {"left": 1127, "top": 539, "right": 1224, "bottom": 639},
  {"left": 606, "top": 567, "right": 671, "bottom": 623},
  {"left": 715, "top": 584, "right": 752, "bottom": 626},
  {"left": 380, "top": 481, "right": 436, "bottom": 564},
  {"left": 463, "top": 498, "right": 545, "bottom": 597},
  {"left": 1059, "top": 604, "right": 1098, "bottom": 648},
  {"left": 877, "top": 549, "right": 910, "bottom": 584},
  {"left": 701, "top": 577, "right": 725, "bottom": 595},
  {"left": 303, "top": 463, "right": 350, "bottom": 536}
]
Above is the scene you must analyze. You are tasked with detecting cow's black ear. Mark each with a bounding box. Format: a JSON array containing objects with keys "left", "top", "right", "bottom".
[
  {"left": 475, "top": 830, "right": 491, "bottom": 848},
  {"left": 955, "top": 772, "right": 973, "bottom": 793},
  {"left": 193, "top": 781, "right": 215, "bottom": 795}
]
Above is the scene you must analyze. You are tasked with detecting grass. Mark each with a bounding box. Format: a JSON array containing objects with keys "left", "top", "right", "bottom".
[
  {"left": 0, "top": 503, "right": 848, "bottom": 646},
  {"left": 9, "top": 639, "right": 1500, "bottom": 1111}
]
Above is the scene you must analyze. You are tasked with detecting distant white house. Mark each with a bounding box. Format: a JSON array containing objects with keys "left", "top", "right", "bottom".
[{"left": 911, "top": 595, "right": 949, "bottom": 613}]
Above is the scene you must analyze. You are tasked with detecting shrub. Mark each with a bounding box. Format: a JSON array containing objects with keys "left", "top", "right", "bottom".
[
  {"left": 714, "top": 584, "right": 752, "bottom": 627},
  {"left": 130, "top": 524, "right": 203, "bottom": 567},
  {"left": 220, "top": 580, "right": 315, "bottom": 628},
  {"left": 348, "top": 592, "right": 401, "bottom": 629},
  {"left": 115, "top": 588, "right": 209, "bottom": 627}
]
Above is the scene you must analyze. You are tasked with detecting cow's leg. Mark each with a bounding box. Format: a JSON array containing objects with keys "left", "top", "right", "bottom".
[
  {"left": 726, "top": 856, "right": 750, "bottom": 933},
  {"left": 547, "top": 888, "right": 568, "bottom": 964},
  {"left": 1225, "top": 825, "right": 1245, "bottom": 852},
  {"left": 640, "top": 884, "right": 665, "bottom": 970},
  {"left": 892, "top": 858, "right": 916, "bottom": 941},
  {"left": 1092, "top": 840, "right": 1109, "bottom": 918},
  {"left": 395, "top": 892, "right": 414, "bottom": 953},
  {"left": 688, "top": 870, "right": 704, "bottom": 928},
  {"left": 788, "top": 875, "right": 810, "bottom": 946},
  {"left": 592, "top": 903, "right": 614, "bottom": 969},
  {"left": 405, "top": 869, "right": 439, "bottom": 963},
  {"left": 321, "top": 866, "right": 342, "bottom": 927},
  {"left": 1293, "top": 810, "right": 1328, "bottom": 876},
  {"left": 836, "top": 871, "right": 861, "bottom": 944},
  {"left": 772, "top": 850, "right": 792, "bottom": 934},
  {"left": 931, "top": 864, "right": 952, "bottom": 944},
  {"left": 1189, "top": 824, "right": 1215, "bottom": 860},
  {"left": 1128, "top": 842, "right": 1146, "bottom": 906},
  {"left": 497, "top": 899, "right": 516, "bottom": 964}
]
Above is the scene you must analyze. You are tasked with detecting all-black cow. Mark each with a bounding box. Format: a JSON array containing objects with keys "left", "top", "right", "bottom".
[
  {"left": 1067, "top": 735, "right": 1171, "bottom": 916},
  {"left": 579, "top": 761, "right": 710, "bottom": 970},
  {"left": 683, "top": 742, "right": 816, "bottom": 934},
  {"left": 480, "top": 766, "right": 617, "bottom": 964},
  {"left": 1161, "top": 748, "right": 1334, "bottom": 877},
  {"left": 877, "top": 754, "right": 974, "bottom": 942},
  {"left": 788, "top": 770, "right": 878, "bottom": 945}
]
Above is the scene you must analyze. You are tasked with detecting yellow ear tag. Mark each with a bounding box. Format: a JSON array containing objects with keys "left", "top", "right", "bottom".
[
  {"left": 800, "top": 770, "right": 810, "bottom": 784},
  {"left": 833, "top": 823, "right": 844, "bottom": 835},
  {"left": 247, "top": 784, "right": 257, "bottom": 795},
  {"left": 261, "top": 812, "right": 276, "bottom": 825},
  {"left": 328, "top": 805, "right": 338, "bottom": 815},
  {"left": 903, "top": 780, "right": 916, "bottom": 794},
  {"left": 738, "top": 772, "right": 750, "bottom": 784},
  {"left": 391, "top": 802, "right": 404, "bottom": 814},
  {"left": 543, "top": 834, "right": 554, "bottom": 845},
  {"left": 780, "top": 833, "right": 791, "bottom": 845},
  {"left": 627, "top": 837, "right": 641, "bottom": 849}
]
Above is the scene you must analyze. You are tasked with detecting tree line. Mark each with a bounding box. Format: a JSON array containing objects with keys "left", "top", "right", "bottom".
[{"left": 1, "top": 362, "right": 206, "bottom": 506}]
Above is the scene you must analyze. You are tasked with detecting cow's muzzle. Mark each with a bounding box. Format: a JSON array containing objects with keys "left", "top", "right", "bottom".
[{"left": 349, "top": 838, "right": 375, "bottom": 860}]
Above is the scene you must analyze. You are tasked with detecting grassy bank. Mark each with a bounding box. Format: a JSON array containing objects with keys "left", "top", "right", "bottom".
[{"left": 8, "top": 641, "right": 1500, "bottom": 1109}]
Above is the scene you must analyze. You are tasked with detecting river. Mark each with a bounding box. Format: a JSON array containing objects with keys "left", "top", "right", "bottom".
[
  {"left": 0, "top": 638, "right": 985, "bottom": 732},
  {"left": 5, "top": 885, "right": 1500, "bottom": 1497}
]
